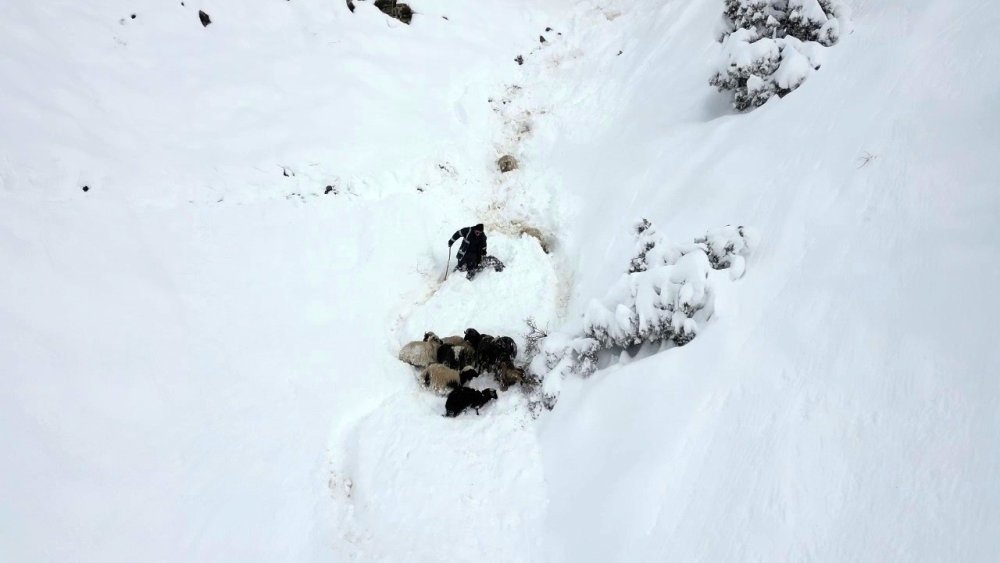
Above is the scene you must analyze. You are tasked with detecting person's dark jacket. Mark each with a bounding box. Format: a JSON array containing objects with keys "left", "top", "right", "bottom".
[{"left": 448, "top": 224, "right": 486, "bottom": 267}]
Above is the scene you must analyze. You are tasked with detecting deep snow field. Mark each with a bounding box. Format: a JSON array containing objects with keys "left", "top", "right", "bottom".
[{"left": 2, "top": 0, "right": 999, "bottom": 561}]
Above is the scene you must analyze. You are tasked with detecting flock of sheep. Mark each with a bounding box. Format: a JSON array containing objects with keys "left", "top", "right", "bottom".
[{"left": 398, "top": 328, "right": 526, "bottom": 417}]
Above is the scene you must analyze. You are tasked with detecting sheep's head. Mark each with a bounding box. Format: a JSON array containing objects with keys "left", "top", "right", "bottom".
[
  {"left": 459, "top": 367, "right": 479, "bottom": 384},
  {"left": 463, "top": 328, "right": 481, "bottom": 346},
  {"left": 483, "top": 388, "right": 498, "bottom": 400},
  {"left": 496, "top": 336, "right": 517, "bottom": 358}
]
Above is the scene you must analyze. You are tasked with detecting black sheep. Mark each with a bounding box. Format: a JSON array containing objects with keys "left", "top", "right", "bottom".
[
  {"left": 464, "top": 328, "right": 517, "bottom": 374},
  {"left": 463, "top": 328, "right": 488, "bottom": 348},
  {"left": 445, "top": 387, "right": 498, "bottom": 417},
  {"left": 436, "top": 343, "right": 475, "bottom": 370},
  {"left": 495, "top": 336, "right": 517, "bottom": 360},
  {"left": 436, "top": 344, "right": 456, "bottom": 368}
]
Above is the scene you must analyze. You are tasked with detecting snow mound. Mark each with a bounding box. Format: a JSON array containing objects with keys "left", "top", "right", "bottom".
[{"left": 400, "top": 232, "right": 561, "bottom": 350}]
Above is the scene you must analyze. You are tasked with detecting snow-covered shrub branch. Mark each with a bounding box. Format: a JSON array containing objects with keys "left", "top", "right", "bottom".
[
  {"left": 524, "top": 329, "right": 600, "bottom": 415},
  {"left": 523, "top": 220, "right": 755, "bottom": 413},
  {"left": 585, "top": 219, "right": 753, "bottom": 348},
  {"left": 711, "top": 0, "right": 852, "bottom": 110}
]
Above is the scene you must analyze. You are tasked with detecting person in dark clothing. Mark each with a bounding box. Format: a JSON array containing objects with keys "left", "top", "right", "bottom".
[{"left": 448, "top": 223, "right": 505, "bottom": 280}]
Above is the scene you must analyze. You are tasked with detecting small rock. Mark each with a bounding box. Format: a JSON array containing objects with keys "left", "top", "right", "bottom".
[
  {"left": 515, "top": 55, "right": 524, "bottom": 66},
  {"left": 345, "top": 0, "right": 355, "bottom": 13},
  {"left": 539, "top": 35, "right": 547, "bottom": 43},
  {"left": 199, "top": 10, "right": 211, "bottom": 27},
  {"left": 282, "top": 168, "right": 293, "bottom": 177},
  {"left": 497, "top": 155, "right": 519, "bottom": 173},
  {"left": 545, "top": 27, "right": 552, "bottom": 32},
  {"left": 130, "top": 14, "right": 137, "bottom": 20},
  {"left": 617, "top": 50, "right": 623, "bottom": 56},
  {"left": 325, "top": 185, "right": 335, "bottom": 194},
  {"left": 82, "top": 185, "right": 90, "bottom": 192}
]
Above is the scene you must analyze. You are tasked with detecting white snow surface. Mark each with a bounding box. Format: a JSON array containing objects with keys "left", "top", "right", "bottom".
[{"left": 3, "top": 0, "right": 999, "bottom": 561}]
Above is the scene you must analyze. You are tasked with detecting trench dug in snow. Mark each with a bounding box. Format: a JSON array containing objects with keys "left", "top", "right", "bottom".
[
  {"left": 328, "top": 57, "right": 570, "bottom": 554},
  {"left": 332, "top": 231, "right": 560, "bottom": 558}
]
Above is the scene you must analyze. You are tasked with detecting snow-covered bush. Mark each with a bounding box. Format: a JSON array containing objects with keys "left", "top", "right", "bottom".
[
  {"left": 524, "top": 329, "right": 599, "bottom": 416},
  {"left": 586, "top": 219, "right": 717, "bottom": 348},
  {"left": 786, "top": 0, "right": 848, "bottom": 46},
  {"left": 528, "top": 331, "right": 600, "bottom": 379},
  {"left": 602, "top": 219, "right": 755, "bottom": 346},
  {"left": 523, "top": 220, "right": 755, "bottom": 413},
  {"left": 711, "top": 0, "right": 851, "bottom": 110},
  {"left": 695, "top": 224, "right": 753, "bottom": 278},
  {"left": 720, "top": 0, "right": 782, "bottom": 41}
]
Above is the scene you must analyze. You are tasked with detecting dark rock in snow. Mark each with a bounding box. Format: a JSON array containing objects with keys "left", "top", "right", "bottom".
[
  {"left": 345, "top": 0, "right": 355, "bottom": 13},
  {"left": 539, "top": 35, "right": 547, "bottom": 43},
  {"left": 497, "top": 155, "right": 519, "bottom": 173},
  {"left": 130, "top": 14, "right": 137, "bottom": 20},
  {"left": 515, "top": 55, "right": 524, "bottom": 66},
  {"left": 325, "top": 185, "right": 335, "bottom": 194},
  {"left": 545, "top": 26, "right": 552, "bottom": 32},
  {"left": 82, "top": 185, "right": 90, "bottom": 192},
  {"left": 199, "top": 10, "right": 211, "bottom": 27},
  {"left": 374, "top": 0, "right": 413, "bottom": 25}
]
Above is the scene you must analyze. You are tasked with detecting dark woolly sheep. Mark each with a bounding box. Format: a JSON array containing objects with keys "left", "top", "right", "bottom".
[
  {"left": 495, "top": 336, "right": 517, "bottom": 360},
  {"left": 435, "top": 344, "right": 457, "bottom": 369},
  {"left": 465, "top": 328, "right": 517, "bottom": 374},
  {"left": 399, "top": 332, "right": 442, "bottom": 368},
  {"left": 436, "top": 342, "right": 475, "bottom": 370},
  {"left": 421, "top": 364, "right": 479, "bottom": 394},
  {"left": 441, "top": 336, "right": 476, "bottom": 369},
  {"left": 445, "top": 387, "right": 498, "bottom": 417},
  {"left": 463, "top": 328, "right": 488, "bottom": 348},
  {"left": 436, "top": 344, "right": 454, "bottom": 367}
]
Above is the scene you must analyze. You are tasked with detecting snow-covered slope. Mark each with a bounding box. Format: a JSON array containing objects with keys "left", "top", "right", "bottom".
[
  {"left": 533, "top": 2, "right": 1000, "bottom": 560},
  {"left": 2, "top": 0, "right": 998, "bottom": 561}
]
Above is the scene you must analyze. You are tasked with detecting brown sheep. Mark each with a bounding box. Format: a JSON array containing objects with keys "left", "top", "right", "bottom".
[
  {"left": 420, "top": 364, "right": 479, "bottom": 394},
  {"left": 441, "top": 335, "right": 466, "bottom": 346},
  {"left": 495, "top": 361, "right": 526, "bottom": 391}
]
